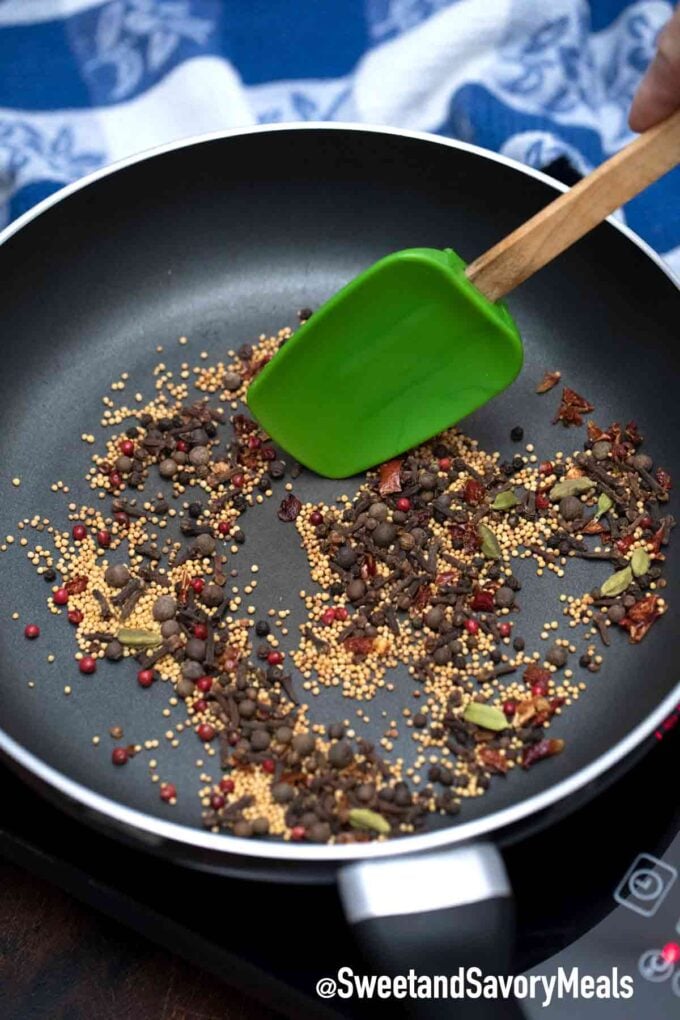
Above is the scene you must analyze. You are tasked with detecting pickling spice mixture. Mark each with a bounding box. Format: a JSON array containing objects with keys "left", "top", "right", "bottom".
[{"left": 7, "top": 316, "right": 675, "bottom": 844}]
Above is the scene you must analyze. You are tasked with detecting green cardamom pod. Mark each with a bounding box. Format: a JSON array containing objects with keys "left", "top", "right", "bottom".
[
  {"left": 631, "top": 548, "right": 651, "bottom": 578},
  {"left": 600, "top": 566, "right": 633, "bottom": 598},
  {"left": 478, "top": 523, "right": 501, "bottom": 560},
  {"left": 491, "top": 490, "right": 519, "bottom": 511},
  {"left": 117, "top": 627, "right": 163, "bottom": 648},
  {"left": 594, "top": 492, "right": 613, "bottom": 521},
  {"left": 463, "top": 703, "right": 508, "bottom": 731},
  {"left": 549, "top": 477, "right": 595, "bottom": 501},
  {"left": 348, "top": 808, "right": 391, "bottom": 835}
]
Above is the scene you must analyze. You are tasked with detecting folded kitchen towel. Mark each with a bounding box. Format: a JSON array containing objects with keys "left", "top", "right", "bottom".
[{"left": 0, "top": 0, "right": 677, "bottom": 272}]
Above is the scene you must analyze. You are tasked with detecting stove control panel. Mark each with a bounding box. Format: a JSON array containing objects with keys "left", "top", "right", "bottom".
[{"left": 526, "top": 834, "right": 680, "bottom": 1017}]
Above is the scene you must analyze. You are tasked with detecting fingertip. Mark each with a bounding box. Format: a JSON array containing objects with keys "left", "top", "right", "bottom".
[
  {"left": 628, "top": 105, "right": 645, "bottom": 133},
  {"left": 628, "top": 77, "right": 658, "bottom": 133}
]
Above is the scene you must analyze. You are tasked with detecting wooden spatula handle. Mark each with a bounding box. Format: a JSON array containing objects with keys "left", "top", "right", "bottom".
[{"left": 465, "top": 107, "right": 680, "bottom": 303}]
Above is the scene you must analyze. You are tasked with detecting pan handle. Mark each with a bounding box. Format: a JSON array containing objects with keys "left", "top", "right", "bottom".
[{"left": 338, "top": 843, "right": 525, "bottom": 1018}]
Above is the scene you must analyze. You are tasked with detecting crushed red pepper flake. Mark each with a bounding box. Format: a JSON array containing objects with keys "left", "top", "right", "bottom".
[
  {"left": 553, "top": 387, "right": 595, "bottom": 427},
  {"left": 478, "top": 747, "right": 509, "bottom": 774},
  {"left": 523, "top": 664, "right": 551, "bottom": 687},
  {"left": 619, "top": 594, "right": 663, "bottom": 643},
  {"left": 343, "top": 636, "right": 375, "bottom": 657},
  {"left": 378, "top": 459, "right": 402, "bottom": 496},
  {"left": 463, "top": 478, "right": 485, "bottom": 505},
  {"left": 536, "top": 370, "right": 561, "bottom": 394},
  {"left": 65, "top": 575, "right": 89, "bottom": 595},
  {"left": 522, "top": 738, "right": 565, "bottom": 769},
  {"left": 277, "top": 493, "right": 302, "bottom": 522},
  {"left": 656, "top": 468, "right": 672, "bottom": 491}
]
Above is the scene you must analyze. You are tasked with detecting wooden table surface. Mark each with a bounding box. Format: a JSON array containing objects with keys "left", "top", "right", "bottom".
[{"left": 0, "top": 861, "right": 279, "bottom": 1020}]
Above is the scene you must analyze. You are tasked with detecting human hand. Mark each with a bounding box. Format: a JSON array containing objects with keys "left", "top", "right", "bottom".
[{"left": 629, "top": 5, "right": 680, "bottom": 132}]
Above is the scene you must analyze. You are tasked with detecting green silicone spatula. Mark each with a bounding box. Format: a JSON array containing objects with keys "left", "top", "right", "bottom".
[{"left": 248, "top": 110, "right": 680, "bottom": 478}]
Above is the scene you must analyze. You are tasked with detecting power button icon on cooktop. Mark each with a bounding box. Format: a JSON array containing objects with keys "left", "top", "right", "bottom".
[
  {"left": 614, "top": 854, "right": 677, "bottom": 917},
  {"left": 638, "top": 949, "right": 675, "bottom": 983}
]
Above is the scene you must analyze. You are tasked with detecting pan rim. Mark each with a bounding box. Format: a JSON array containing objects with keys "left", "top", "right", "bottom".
[{"left": 0, "top": 120, "right": 678, "bottom": 866}]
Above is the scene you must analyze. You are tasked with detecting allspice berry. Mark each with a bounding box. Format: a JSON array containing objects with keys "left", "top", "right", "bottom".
[
  {"left": 373, "top": 522, "right": 396, "bottom": 548},
  {"left": 189, "top": 446, "right": 210, "bottom": 467},
  {"left": 152, "top": 595, "right": 177, "bottom": 622},
  {"left": 202, "top": 583, "right": 224, "bottom": 607},
  {"left": 328, "top": 740, "right": 354, "bottom": 768},
  {"left": 159, "top": 458, "right": 177, "bottom": 479},
  {"left": 105, "top": 564, "right": 130, "bottom": 589},
  {"left": 194, "top": 533, "right": 216, "bottom": 556}
]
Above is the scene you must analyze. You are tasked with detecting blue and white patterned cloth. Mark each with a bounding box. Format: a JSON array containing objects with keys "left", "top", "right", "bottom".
[{"left": 1, "top": 0, "right": 678, "bottom": 272}]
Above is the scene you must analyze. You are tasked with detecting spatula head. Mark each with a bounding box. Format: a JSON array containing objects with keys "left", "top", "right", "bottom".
[{"left": 247, "top": 248, "right": 522, "bottom": 478}]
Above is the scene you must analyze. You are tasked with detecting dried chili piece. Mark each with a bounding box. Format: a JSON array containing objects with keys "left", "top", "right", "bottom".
[
  {"left": 65, "top": 575, "right": 88, "bottom": 595},
  {"left": 463, "top": 478, "right": 485, "bottom": 505},
  {"left": 450, "top": 522, "right": 482, "bottom": 552},
  {"left": 277, "top": 494, "right": 302, "bottom": 522},
  {"left": 624, "top": 421, "right": 644, "bottom": 447},
  {"left": 523, "top": 664, "right": 551, "bottom": 689},
  {"left": 343, "top": 636, "right": 375, "bottom": 657},
  {"left": 232, "top": 413, "right": 258, "bottom": 436},
  {"left": 610, "top": 439, "right": 633, "bottom": 462},
  {"left": 514, "top": 697, "right": 541, "bottom": 727},
  {"left": 471, "top": 589, "right": 495, "bottom": 612},
  {"left": 615, "top": 534, "right": 635, "bottom": 556},
  {"left": 583, "top": 518, "right": 608, "bottom": 535},
  {"left": 608, "top": 421, "right": 640, "bottom": 460},
  {"left": 435, "top": 570, "right": 457, "bottom": 586},
  {"left": 378, "top": 459, "right": 402, "bottom": 496},
  {"left": 360, "top": 554, "right": 377, "bottom": 580},
  {"left": 650, "top": 523, "right": 667, "bottom": 555},
  {"left": 478, "top": 747, "right": 509, "bottom": 774},
  {"left": 619, "top": 594, "right": 663, "bottom": 643},
  {"left": 587, "top": 421, "right": 609, "bottom": 443},
  {"left": 521, "top": 738, "right": 565, "bottom": 769},
  {"left": 413, "top": 584, "right": 432, "bottom": 610},
  {"left": 553, "top": 387, "right": 594, "bottom": 427},
  {"left": 656, "top": 468, "right": 672, "bottom": 491},
  {"left": 536, "top": 370, "right": 561, "bottom": 394},
  {"left": 533, "top": 696, "right": 566, "bottom": 726}
]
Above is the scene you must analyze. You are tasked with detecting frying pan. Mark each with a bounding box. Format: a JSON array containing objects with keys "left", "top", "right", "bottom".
[{"left": 0, "top": 124, "right": 678, "bottom": 1017}]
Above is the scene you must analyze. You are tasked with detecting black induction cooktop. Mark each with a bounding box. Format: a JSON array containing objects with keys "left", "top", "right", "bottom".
[{"left": 1, "top": 707, "right": 679, "bottom": 1019}]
